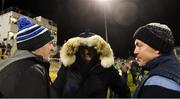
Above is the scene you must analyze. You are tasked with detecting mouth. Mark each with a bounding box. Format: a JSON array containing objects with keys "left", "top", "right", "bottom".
[
  {"left": 135, "top": 56, "right": 141, "bottom": 63},
  {"left": 135, "top": 56, "right": 139, "bottom": 61},
  {"left": 135, "top": 56, "right": 146, "bottom": 67}
]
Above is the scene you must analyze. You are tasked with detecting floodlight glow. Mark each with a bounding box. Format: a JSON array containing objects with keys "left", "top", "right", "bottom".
[
  {"left": 98, "top": 0, "right": 109, "bottom": 2},
  {"left": 96, "top": 0, "right": 111, "bottom": 4},
  {"left": 94, "top": 0, "right": 113, "bottom": 42}
]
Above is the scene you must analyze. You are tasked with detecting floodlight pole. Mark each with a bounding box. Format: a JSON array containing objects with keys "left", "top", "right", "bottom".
[
  {"left": 103, "top": 4, "right": 108, "bottom": 42},
  {"left": 1, "top": 0, "right": 4, "bottom": 11}
]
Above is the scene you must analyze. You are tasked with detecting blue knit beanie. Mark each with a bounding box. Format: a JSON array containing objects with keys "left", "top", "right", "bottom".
[{"left": 16, "top": 16, "right": 54, "bottom": 51}]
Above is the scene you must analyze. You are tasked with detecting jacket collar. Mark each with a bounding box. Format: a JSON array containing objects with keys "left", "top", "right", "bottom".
[
  {"left": 15, "top": 50, "right": 50, "bottom": 70},
  {"left": 0, "top": 50, "right": 50, "bottom": 71},
  {"left": 144, "top": 52, "right": 177, "bottom": 71},
  {"left": 14, "top": 50, "right": 35, "bottom": 59}
]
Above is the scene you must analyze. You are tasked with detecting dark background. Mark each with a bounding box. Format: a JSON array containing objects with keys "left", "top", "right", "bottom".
[{"left": 1, "top": 0, "right": 180, "bottom": 58}]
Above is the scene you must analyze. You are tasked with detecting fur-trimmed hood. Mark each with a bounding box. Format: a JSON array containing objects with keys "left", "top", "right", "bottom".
[{"left": 60, "top": 34, "right": 114, "bottom": 68}]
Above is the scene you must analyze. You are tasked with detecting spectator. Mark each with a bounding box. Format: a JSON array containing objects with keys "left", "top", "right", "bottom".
[
  {"left": 53, "top": 32, "right": 130, "bottom": 98},
  {"left": 0, "top": 42, "right": 6, "bottom": 59},
  {"left": 5, "top": 43, "right": 12, "bottom": 56},
  {"left": 0, "top": 17, "right": 57, "bottom": 97},
  {"left": 130, "top": 60, "right": 139, "bottom": 85},
  {"left": 120, "top": 62, "right": 129, "bottom": 83},
  {"left": 6, "top": 37, "right": 15, "bottom": 56},
  {"left": 133, "top": 22, "right": 180, "bottom": 97}
]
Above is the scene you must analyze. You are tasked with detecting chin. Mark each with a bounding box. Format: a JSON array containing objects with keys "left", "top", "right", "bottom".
[
  {"left": 137, "top": 61, "right": 145, "bottom": 67},
  {"left": 44, "top": 57, "right": 49, "bottom": 61}
]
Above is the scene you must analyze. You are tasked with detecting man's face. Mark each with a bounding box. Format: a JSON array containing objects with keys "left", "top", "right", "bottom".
[
  {"left": 79, "top": 46, "right": 96, "bottom": 63},
  {"left": 134, "top": 39, "right": 160, "bottom": 67},
  {"left": 33, "top": 41, "right": 54, "bottom": 61}
]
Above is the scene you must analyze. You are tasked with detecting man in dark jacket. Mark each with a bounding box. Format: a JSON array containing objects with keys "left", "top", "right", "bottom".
[
  {"left": 133, "top": 22, "right": 180, "bottom": 97},
  {"left": 53, "top": 32, "right": 131, "bottom": 98},
  {"left": 0, "top": 17, "right": 57, "bottom": 97}
]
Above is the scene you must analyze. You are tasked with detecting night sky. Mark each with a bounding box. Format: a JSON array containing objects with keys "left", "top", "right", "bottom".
[{"left": 1, "top": 0, "right": 180, "bottom": 58}]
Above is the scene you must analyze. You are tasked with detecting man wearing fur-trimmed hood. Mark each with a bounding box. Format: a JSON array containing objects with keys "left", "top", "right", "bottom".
[{"left": 53, "top": 32, "right": 130, "bottom": 98}]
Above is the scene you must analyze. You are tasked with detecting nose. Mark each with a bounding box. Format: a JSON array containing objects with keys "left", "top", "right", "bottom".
[
  {"left": 50, "top": 43, "right": 55, "bottom": 52},
  {"left": 134, "top": 46, "right": 138, "bottom": 55},
  {"left": 84, "top": 49, "right": 89, "bottom": 55}
]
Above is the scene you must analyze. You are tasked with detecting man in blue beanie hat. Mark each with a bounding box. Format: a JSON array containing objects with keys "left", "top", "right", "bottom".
[
  {"left": 0, "top": 16, "right": 57, "bottom": 97},
  {"left": 133, "top": 22, "right": 180, "bottom": 97}
]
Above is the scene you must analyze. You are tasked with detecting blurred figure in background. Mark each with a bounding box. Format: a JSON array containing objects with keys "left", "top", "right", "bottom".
[
  {"left": 130, "top": 60, "right": 139, "bottom": 86},
  {"left": 120, "top": 62, "right": 129, "bottom": 84},
  {"left": 53, "top": 32, "right": 130, "bottom": 98},
  {"left": 133, "top": 22, "right": 180, "bottom": 97},
  {"left": 0, "top": 42, "right": 6, "bottom": 59}
]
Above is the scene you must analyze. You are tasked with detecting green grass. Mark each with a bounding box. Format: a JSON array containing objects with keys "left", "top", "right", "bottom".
[
  {"left": 49, "top": 60, "right": 61, "bottom": 81},
  {"left": 127, "top": 73, "right": 137, "bottom": 95}
]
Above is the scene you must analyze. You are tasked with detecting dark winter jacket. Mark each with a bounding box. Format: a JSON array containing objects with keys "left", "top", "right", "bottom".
[
  {"left": 53, "top": 33, "right": 131, "bottom": 98},
  {"left": 0, "top": 50, "right": 57, "bottom": 98},
  {"left": 54, "top": 61, "right": 130, "bottom": 98},
  {"left": 133, "top": 53, "right": 180, "bottom": 98}
]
